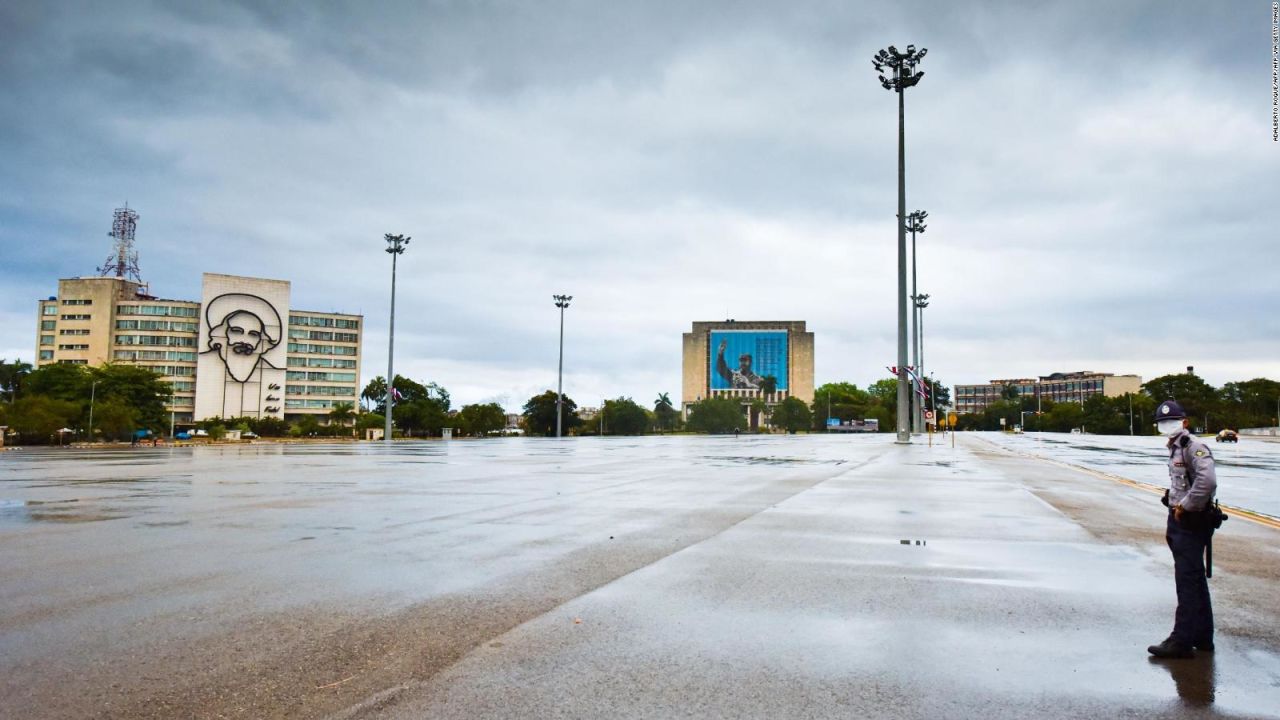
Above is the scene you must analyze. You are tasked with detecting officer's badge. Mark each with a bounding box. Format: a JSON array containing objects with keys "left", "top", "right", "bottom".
[{"left": 1195, "top": 450, "right": 1206, "bottom": 457}]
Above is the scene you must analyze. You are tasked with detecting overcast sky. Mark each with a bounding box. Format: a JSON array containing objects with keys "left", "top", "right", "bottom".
[{"left": 2, "top": 1, "right": 1277, "bottom": 411}]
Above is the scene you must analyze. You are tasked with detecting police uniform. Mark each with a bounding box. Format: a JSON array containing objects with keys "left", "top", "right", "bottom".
[{"left": 1148, "top": 400, "right": 1218, "bottom": 659}]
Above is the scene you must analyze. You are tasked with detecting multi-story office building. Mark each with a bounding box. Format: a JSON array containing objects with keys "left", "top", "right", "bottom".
[
  {"left": 954, "top": 371, "right": 1142, "bottom": 414},
  {"left": 35, "top": 273, "right": 362, "bottom": 425},
  {"left": 681, "top": 320, "right": 815, "bottom": 417}
]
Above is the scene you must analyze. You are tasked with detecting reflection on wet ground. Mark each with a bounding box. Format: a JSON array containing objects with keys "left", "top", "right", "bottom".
[
  {"left": 978, "top": 432, "right": 1280, "bottom": 518},
  {"left": 2, "top": 435, "right": 1278, "bottom": 719}
]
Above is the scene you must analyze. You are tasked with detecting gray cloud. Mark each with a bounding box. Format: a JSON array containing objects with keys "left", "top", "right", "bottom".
[{"left": 2, "top": 0, "right": 1276, "bottom": 408}]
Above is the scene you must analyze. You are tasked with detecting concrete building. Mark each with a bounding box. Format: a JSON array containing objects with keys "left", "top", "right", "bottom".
[
  {"left": 954, "top": 371, "right": 1142, "bottom": 415},
  {"left": 681, "top": 320, "right": 815, "bottom": 417},
  {"left": 35, "top": 274, "right": 362, "bottom": 425}
]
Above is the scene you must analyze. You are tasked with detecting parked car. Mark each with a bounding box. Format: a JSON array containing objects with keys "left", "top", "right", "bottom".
[
  {"left": 243, "top": 431, "right": 259, "bottom": 439},
  {"left": 1216, "top": 429, "right": 1238, "bottom": 443}
]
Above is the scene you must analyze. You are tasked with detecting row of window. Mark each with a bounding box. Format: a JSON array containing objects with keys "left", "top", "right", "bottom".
[
  {"left": 39, "top": 350, "right": 52, "bottom": 360},
  {"left": 284, "top": 385, "right": 356, "bottom": 396},
  {"left": 286, "top": 328, "right": 359, "bottom": 343},
  {"left": 289, "top": 315, "right": 359, "bottom": 329},
  {"left": 115, "top": 334, "right": 197, "bottom": 347},
  {"left": 956, "top": 381, "right": 1103, "bottom": 397},
  {"left": 287, "top": 343, "right": 358, "bottom": 356},
  {"left": 40, "top": 320, "right": 55, "bottom": 330},
  {"left": 42, "top": 305, "right": 57, "bottom": 316},
  {"left": 61, "top": 298, "right": 92, "bottom": 305},
  {"left": 40, "top": 335, "right": 52, "bottom": 345},
  {"left": 62, "top": 314, "right": 90, "bottom": 321},
  {"left": 285, "top": 399, "right": 345, "bottom": 409},
  {"left": 116, "top": 304, "right": 199, "bottom": 317},
  {"left": 58, "top": 343, "right": 89, "bottom": 350},
  {"left": 60, "top": 328, "right": 90, "bottom": 336},
  {"left": 114, "top": 350, "right": 198, "bottom": 362},
  {"left": 287, "top": 356, "right": 358, "bottom": 369},
  {"left": 285, "top": 371, "right": 357, "bottom": 382},
  {"left": 148, "top": 365, "right": 196, "bottom": 377},
  {"left": 115, "top": 319, "right": 198, "bottom": 332},
  {"left": 169, "top": 381, "right": 195, "bottom": 392}
]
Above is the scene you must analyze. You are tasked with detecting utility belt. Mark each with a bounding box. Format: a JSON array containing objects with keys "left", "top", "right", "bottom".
[{"left": 1162, "top": 490, "right": 1228, "bottom": 531}]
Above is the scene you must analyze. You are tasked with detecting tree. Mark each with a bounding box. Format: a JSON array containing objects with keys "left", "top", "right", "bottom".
[
  {"left": 760, "top": 376, "right": 778, "bottom": 401},
  {"left": 812, "top": 382, "right": 875, "bottom": 429},
  {"left": 0, "top": 358, "right": 33, "bottom": 403},
  {"left": 686, "top": 397, "right": 745, "bottom": 434},
  {"left": 601, "top": 397, "right": 649, "bottom": 435},
  {"left": 653, "top": 392, "right": 678, "bottom": 433},
  {"left": 1000, "top": 382, "right": 1020, "bottom": 402},
  {"left": 770, "top": 397, "right": 812, "bottom": 434},
  {"left": 23, "top": 363, "right": 90, "bottom": 403},
  {"left": 1142, "top": 373, "right": 1217, "bottom": 427},
  {"left": 328, "top": 402, "right": 356, "bottom": 425},
  {"left": 522, "top": 391, "right": 583, "bottom": 436},
  {"left": 864, "top": 378, "right": 901, "bottom": 432},
  {"left": 457, "top": 403, "right": 506, "bottom": 436},
  {"left": 7, "top": 396, "right": 79, "bottom": 444},
  {"left": 89, "top": 364, "right": 170, "bottom": 430},
  {"left": 92, "top": 399, "right": 138, "bottom": 441},
  {"left": 362, "top": 376, "right": 387, "bottom": 414},
  {"left": 748, "top": 397, "right": 768, "bottom": 432}
]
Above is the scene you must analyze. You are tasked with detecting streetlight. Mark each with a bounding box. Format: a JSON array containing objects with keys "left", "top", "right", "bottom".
[
  {"left": 906, "top": 210, "right": 928, "bottom": 434},
  {"left": 553, "top": 294, "right": 572, "bottom": 438},
  {"left": 87, "top": 380, "right": 99, "bottom": 442},
  {"left": 384, "top": 233, "right": 410, "bottom": 444},
  {"left": 913, "top": 288, "right": 930, "bottom": 434},
  {"left": 873, "top": 43, "right": 927, "bottom": 444}
]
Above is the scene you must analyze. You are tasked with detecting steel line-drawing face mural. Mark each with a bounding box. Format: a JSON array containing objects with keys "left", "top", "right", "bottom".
[{"left": 200, "top": 292, "right": 284, "bottom": 418}]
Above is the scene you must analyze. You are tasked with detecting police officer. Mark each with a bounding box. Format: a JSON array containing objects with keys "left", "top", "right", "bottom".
[{"left": 1148, "top": 400, "right": 1218, "bottom": 659}]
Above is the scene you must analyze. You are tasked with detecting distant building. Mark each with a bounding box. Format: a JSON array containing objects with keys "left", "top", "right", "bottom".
[
  {"left": 681, "top": 320, "right": 815, "bottom": 417},
  {"left": 35, "top": 273, "right": 362, "bottom": 425},
  {"left": 954, "top": 371, "right": 1142, "bottom": 414}
]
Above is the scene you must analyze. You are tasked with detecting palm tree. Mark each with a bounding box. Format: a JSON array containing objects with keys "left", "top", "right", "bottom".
[
  {"left": 0, "top": 358, "right": 33, "bottom": 403},
  {"left": 361, "top": 377, "right": 387, "bottom": 413},
  {"left": 328, "top": 402, "right": 356, "bottom": 426},
  {"left": 760, "top": 375, "right": 778, "bottom": 403},
  {"left": 749, "top": 398, "right": 768, "bottom": 433},
  {"left": 654, "top": 392, "right": 675, "bottom": 433}
]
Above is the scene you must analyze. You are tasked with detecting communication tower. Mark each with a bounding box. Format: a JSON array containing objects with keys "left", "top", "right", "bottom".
[{"left": 98, "top": 204, "right": 145, "bottom": 286}]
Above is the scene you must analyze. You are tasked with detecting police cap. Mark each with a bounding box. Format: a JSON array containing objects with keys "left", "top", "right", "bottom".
[{"left": 1154, "top": 400, "right": 1187, "bottom": 421}]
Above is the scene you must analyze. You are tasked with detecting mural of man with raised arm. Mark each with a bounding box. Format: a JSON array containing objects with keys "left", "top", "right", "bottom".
[{"left": 716, "top": 339, "right": 763, "bottom": 390}]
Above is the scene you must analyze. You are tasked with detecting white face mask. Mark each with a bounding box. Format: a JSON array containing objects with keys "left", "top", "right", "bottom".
[{"left": 1157, "top": 419, "right": 1184, "bottom": 435}]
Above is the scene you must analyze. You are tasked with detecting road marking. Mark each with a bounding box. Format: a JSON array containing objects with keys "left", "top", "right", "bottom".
[{"left": 972, "top": 436, "right": 1280, "bottom": 531}]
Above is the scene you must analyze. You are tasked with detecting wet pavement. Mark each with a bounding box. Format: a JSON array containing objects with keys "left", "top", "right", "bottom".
[
  {"left": 2, "top": 435, "right": 1278, "bottom": 718},
  {"left": 976, "top": 431, "right": 1280, "bottom": 518}
]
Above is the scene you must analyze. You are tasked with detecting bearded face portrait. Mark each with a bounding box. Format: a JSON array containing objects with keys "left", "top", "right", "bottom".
[
  {"left": 203, "top": 294, "right": 283, "bottom": 384},
  {"left": 211, "top": 310, "right": 274, "bottom": 381}
]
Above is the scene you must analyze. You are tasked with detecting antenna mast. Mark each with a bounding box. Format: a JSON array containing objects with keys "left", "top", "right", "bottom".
[{"left": 98, "top": 204, "right": 143, "bottom": 284}]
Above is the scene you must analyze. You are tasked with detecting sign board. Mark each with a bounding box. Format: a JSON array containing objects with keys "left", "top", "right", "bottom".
[
  {"left": 826, "top": 417, "right": 840, "bottom": 427},
  {"left": 948, "top": 412, "right": 958, "bottom": 426},
  {"left": 999, "top": 417, "right": 1006, "bottom": 427},
  {"left": 924, "top": 410, "right": 935, "bottom": 421}
]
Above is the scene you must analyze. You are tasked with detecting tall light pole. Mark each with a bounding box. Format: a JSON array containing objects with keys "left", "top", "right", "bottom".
[
  {"left": 913, "top": 289, "right": 930, "bottom": 433},
  {"left": 906, "top": 210, "right": 928, "bottom": 434},
  {"left": 874, "top": 43, "right": 927, "bottom": 444},
  {"left": 88, "top": 380, "right": 99, "bottom": 442},
  {"left": 384, "top": 233, "right": 410, "bottom": 444},
  {"left": 553, "top": 294, "right": 572, "bottom": 438}
]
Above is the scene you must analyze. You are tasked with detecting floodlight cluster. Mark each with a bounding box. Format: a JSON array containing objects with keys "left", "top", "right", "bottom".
[{"left": 872, "top": 44, "right": 928, "bottom": 90}]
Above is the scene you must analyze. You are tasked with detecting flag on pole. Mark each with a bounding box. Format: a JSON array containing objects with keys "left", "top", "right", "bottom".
[{"left": 392, "top": 387, "right": 404, "bottom": 401}]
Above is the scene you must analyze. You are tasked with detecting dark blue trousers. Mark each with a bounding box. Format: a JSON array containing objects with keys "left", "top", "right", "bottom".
[{"left": 1166, "top": 512, "right": 1214, "bottom": 646}]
